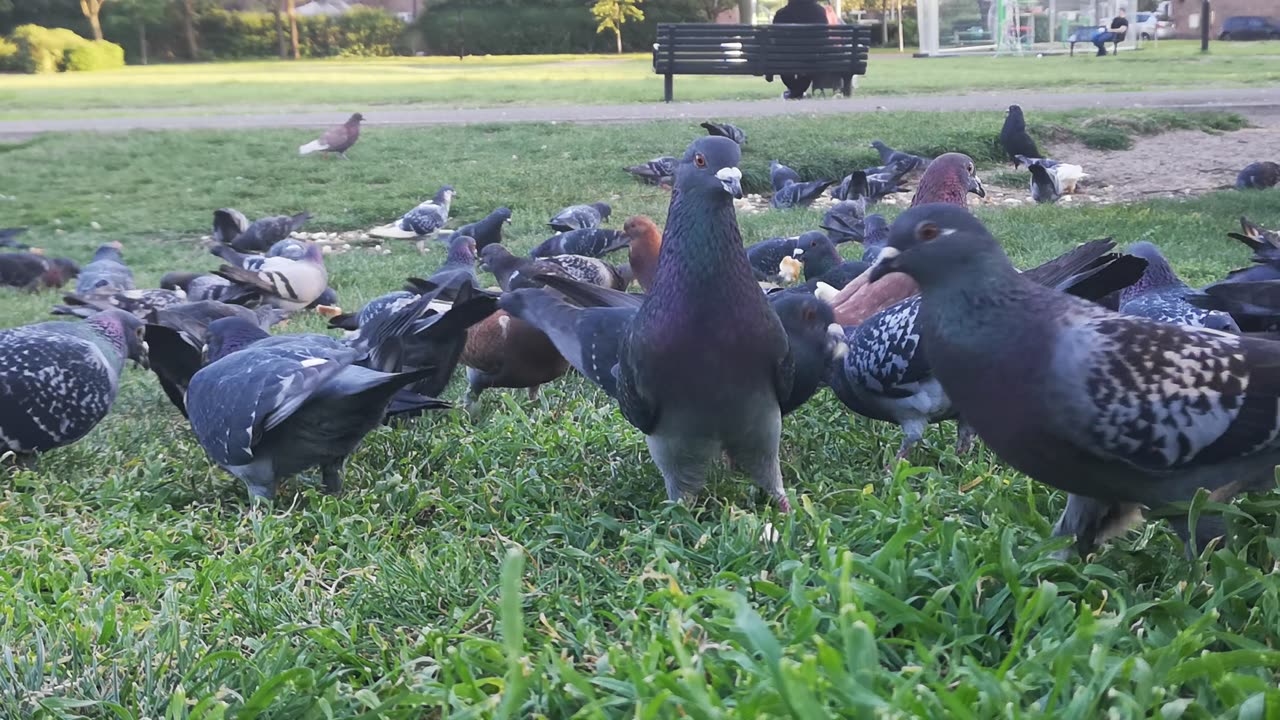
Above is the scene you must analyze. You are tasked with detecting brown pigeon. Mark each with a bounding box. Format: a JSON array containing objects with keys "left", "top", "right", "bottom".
[{"left": 299, "top": 113, "right": 363, "bottom": 159}]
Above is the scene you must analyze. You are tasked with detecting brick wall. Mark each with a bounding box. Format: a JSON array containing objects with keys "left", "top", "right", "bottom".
[{"left": 1169, "top": 0, "right": 1276, "bottom": 38}]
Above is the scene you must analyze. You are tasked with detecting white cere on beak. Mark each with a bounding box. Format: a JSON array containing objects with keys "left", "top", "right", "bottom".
[
  {"left": 872, "top": 246, "right": 901, "bottom": 265},
  {"left": 792, "top": 248, "right": 805, "bottom": 256},
  {"left": 715, "top": 167, "right": 742, "bottom": 183}
]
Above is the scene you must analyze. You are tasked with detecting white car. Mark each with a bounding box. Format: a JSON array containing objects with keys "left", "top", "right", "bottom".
[{"left": 1134, "top": 12, "right": 1173, "bottom": 40}]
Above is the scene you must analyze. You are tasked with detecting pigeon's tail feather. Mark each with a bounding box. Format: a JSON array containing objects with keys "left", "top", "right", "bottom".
[
  {"left": 1022, "top": 239, "right": 1116, "bottom": 289},
  {"left": 1058, "top": 254, "right": 1148, "bottom": 303},
  {"left": 327, "top": 312, "right": 361, "bottom": 331},
  {"left": 385, "top": 390, "right": 451, "bottom": 418},
  {"left": 368, "top": 224, "right": 421, "bottom": 240},
  {"left": 299, "top": 140, "right": 327, "bottom": 156}
]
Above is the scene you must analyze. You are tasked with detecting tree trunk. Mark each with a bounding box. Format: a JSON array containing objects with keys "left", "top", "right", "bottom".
[
  {"left": 287, "top": 0, "right": 300, "bottom": 60},
  {"left": 615, "top": 27, "right": 622, "bottom": 53},
  {"left": 138, "top": 19, "right": 148, "bottom": 64},
  {"left": 881, "top": 0, "right": 889, "bottom": 44},
  {"left": 182, "top": 0, "right": 199, "bottom": 59},
  {"left": 80, "top": 0, "right": 104, "bottom": 40},
  {"left": 275, "top": 1, "right": 286, "bottom": 59}
]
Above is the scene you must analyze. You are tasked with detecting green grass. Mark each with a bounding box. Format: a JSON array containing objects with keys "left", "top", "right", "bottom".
[
  {"left": 2, "top": 111, "right": 1280, "bottom": 717},
  {"left": 0, "top": 40, "right": 1278, "bottom": 120}
]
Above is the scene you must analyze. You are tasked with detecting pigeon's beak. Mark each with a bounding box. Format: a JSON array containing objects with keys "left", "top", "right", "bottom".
[
  {"left": 867, "top": 246, "right": 902, "bottom": 284},
  {"left": 792, "top": 248, "right": 804, "bottom": 257},
  {"left": 135, "top": 342, "right": 151, "bottom": 370},
  {"left": 968, "top": 174, "right": 987, "bottom": 199},
  {"left": 716, "top": 167, "right": 744, "bottom": 199}
]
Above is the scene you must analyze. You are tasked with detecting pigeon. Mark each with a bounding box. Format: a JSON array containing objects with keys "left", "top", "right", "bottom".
[
  {"left": 1228, "top": 216, "right": 1280, "bottom": 254},
  {"left": 821, "top": 199, "right": 868, "bottom": 244},
  {"left": 832, "top": 163, "right": 910, "bottom": 204},
  {"left": 1000, "top": 105, "right": 1042, "bottom": 168},
  {"left": 1118, "top": 242, "right": 1239, "bottom": 332},
  {"left": 499, "top": 136, "right": 805, "bottom": 510},
  {"left": 867, "top": 203, "right": 1280, "bottom": 557},
  {"left": 144, "top": 300, "right": 286, "bottom": 416},
  {"left": 298, "top": 112, "right": 363, "bottom": 159},
  {"left": 369, "top": 186, "right": 455, "bottom": 240},
  {"left": 548, "top": 203, "right": 612, "bottom": 232},
  {"left": 746, "top": 237, "right": 798, "bottom": 280},
  {"left": 461, "top": 311, "right": 570, "bottom": 411},
  {"left": 0, "top": 253, "right": 78, "bottom": 291},
  {"left": 75, "top": 243, "right": 134, "bottom": 297},
  {"left": 1020, "top": 156, "right": 1088, "bottom": 203},
  {"left": 185, "top": 316, "right": 449, "bottom": 502},
  {"left": 772, "top": 179, "right": 836, "bottom": 209},
  {"left": 451, "top": 207, "right": 512, "bottom": 250},
  {"left": 227, "top": 212, "right": 311, "bottom": 254},
  {"left": 623, "top": 216, "right": 663, "bottom": 292},
  {"left": 0, "top": 310, "right": 148, "bottom": 456},
  {"left": 160, "top": 272, "right": 235, "bottom": 303},
  {"left": 1236, "top": 161, "right": 1280, "bottom": 190},
  {"left": 480, "top": 244, "right": 575, "bottom": 292},
  {"left": 788, "top": 231, "right": 841, "bottom": 280},
  {"left": 426, "top": 234, "right": 483, "bottom": 291},
  {"left": 212, "top": 208, "right": 250, "bottom": 246},
  {"left": 869, "top": 141, "right": 928, "bottom": 176},
  {"left": 831, "top": 234, "right": 1145, "bottom": 461},
  {"left": 210, "top": 236, "right": 309, "bottom": 274},
  {"left": 1185, "top": 220, "right": 1280, "bottom": 329},
  {"left": 214, "top": 241, "right": 328, "bottom": 312},
  {"left": 52, "top": 288, "right": 188, "bottom": 321},
  {"left": 539, "top": 254, "right": 634, "bottom": 290},
  {"left": 856, "top": 214, "right": 890, "bottom": 264},
  {"left": 624, "top": 156, "right": 677, "bottom": 187},
  {"left": 529, "top": 228, "right": 628, "bottom": 259},
  {"left": 770, "top": 160, "right": 802, "bottom": 192},
  {"left": 701, "top": 121, "right": 746, "bottom": 146},
  {"left": 0, "top": 227, "right": 29, "bottom": 250},
  {"left": 326, "top": 290, "right": 417, "bottom": 332}
]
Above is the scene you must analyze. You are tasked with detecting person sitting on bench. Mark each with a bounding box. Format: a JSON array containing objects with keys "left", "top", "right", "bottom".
[
  {"left": 771, "top": 0, "right": 831, "bottom": 99},
  {"left": 1092, "top": 10, "right": 1128, "bottom": 56}
]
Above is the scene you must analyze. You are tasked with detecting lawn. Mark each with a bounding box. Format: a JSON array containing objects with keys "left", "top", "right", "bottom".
[
  {"left": 2, "top": 110, "right": 1280, "bottom": 717},
  {"left": 0, "top": 40, "right": 1278, "bottom": 120}
]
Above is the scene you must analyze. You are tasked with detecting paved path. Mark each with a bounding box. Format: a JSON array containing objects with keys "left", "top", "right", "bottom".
[{"left": 2, "top": 86, "right": 1278, "bottom": 138}]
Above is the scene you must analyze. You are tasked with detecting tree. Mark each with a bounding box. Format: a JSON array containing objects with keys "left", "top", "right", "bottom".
[
  {"left": 78, "top": 0, "right": 108, "bottom": 39},
  {"left": 591, "top": 0, "right": 643, "bottom": 54},
  {"left": 692, "top": 0, "right": 735, "bottom": 22},
  {"left": 179, "top": 0, "right": 198, "bottom": 59},
  {"left": 115, "top": 0, "right": 166, "bottom": 64},
  {"left": 286, "top": 0, "right": 299, "bottom": 59}
]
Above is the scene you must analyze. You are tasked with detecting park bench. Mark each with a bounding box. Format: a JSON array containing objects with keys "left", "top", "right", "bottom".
[
  {"left": 653, "top": 24, "right": 871, "bottom": 103},
  {"left": 1066, "top": 24, "right": 1127, "bottom": 56}
]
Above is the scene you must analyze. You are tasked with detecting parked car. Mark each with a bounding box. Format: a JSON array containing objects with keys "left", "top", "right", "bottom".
[
  {"left": 1133, "top": 12, "right": 1173, "bottom": 40},
  {"left": 1219, "top": 16, "right": 1280, "bottom": 41}
]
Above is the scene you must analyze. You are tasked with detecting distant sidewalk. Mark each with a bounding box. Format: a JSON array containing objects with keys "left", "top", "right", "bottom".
[{"left": 2, "top": 86, "right": 1278, "bottom": 138}]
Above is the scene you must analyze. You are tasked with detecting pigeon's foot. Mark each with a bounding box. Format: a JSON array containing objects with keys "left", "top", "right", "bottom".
[
  {"left": 955, "top": 423, "right": 978, "bottom": 456},
  {"left": 527, "top": 384, "right": 541, "bottom": 401},
  {"left": 464, "top": 391, "right": 483, "bottom": 420},
  {"left": 321, "top": 463, "right": 343, "bottom": 496},
  {"left": 777, "top": 493, "right": 793, "bottom": 513}
]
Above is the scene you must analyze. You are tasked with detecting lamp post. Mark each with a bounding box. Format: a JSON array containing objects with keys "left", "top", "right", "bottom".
[{"left": 1200, "top": 0, "right": 1210, "bottom": 52}]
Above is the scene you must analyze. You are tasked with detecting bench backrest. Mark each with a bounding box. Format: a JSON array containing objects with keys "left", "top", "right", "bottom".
[{"left": 654, "top": 24, "right": 870, "bottom": 75}]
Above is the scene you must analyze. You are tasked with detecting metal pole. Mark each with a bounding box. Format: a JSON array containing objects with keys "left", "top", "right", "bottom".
[
  {"left": 1049, "top": 0, "right": 1056, "bottom": 44},
  {"left": 916, "top": 0, "right": 938, "bottom": 55},
  {"left": 739, "top": 0, "right": 754, "bottom": 25},
  {"left": 896, "top": 0, "right": 903, "bottom": 52},
  {"left": 1200, "top": 0, "right": 1210, "bottom": 52}
]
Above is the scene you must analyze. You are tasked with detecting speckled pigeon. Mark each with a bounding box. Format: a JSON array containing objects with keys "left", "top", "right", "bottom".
[
  {"left": 1236, "top": 161, "right": 1279, "bottom": 190},
  {"left": 770, "top": 160, "right": 802, "bottom": 192},
  {"left": 213, "top": 208, "right": 249, "bottom": 246},
  {"left": 452, "top": 207, "right": 512, "bottom": 250},
  {"left": 701, "top": 121, "right": 746, "bottom": 146},
  {"left": 868, "top": 203, "right": 1280, "bottom": 557},
  {"left": 0, "top": 310, "right": 147, "bottom": 456},
  {"left": 214, "top": 241, "right": 328, "bottom": 312},
  {"left": 298, "top": 112, "right": 363, "bottom": 159},
  {"left": 0, "top": 227, "right": 29, "bottom": 250},
  {"left": 821, "top": 199, "right": 868, "bottom": 244},
  {"left": 529, "top": 228, "right": 628, "bottom": 259},
  {"left": 625, "top": 156, "right": 677, "bottom": 187},
  {"left": 228, "top": 212, "right": 311, "bottom": 254},
  {"left": 481, "top": 244, "right": 575, "bottom": 291},
  {"left": 0, "top": 253, "right": 78, "bottom": 291},
  {"left": 370, "top": 186, "right": 455, "bottom": 240},
  {"left": 327, "top": 290, "right": 417, "bottom": 332},
  {"left": 1118, "top": 242, "right": 1239, "bottom": 332},
  {"left": 548, "top": 203, "right": 611, "bottom": 232},
  {"left": 541, "top": 254, "right": 633, "bottom": 290},
  {"left": 869, "top": 141, "right": 928, "bottom": 176},
  {"left": 773, "top": 178, "right": 835, "bottom": 209},
  {"left": 52, "top": 288, "right": 188, "bottom": 321},
  {"left": 1000, "top": 105, "right": 1042, "bottom": 168},
  {"left": 500, "top": 136, "right": 814, "bottom": 510},
  {"left": 75, "top": 243, "right": 134, "bottom": 297}
]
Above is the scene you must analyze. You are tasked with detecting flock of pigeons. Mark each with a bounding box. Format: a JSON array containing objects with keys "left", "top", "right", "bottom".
[{"left": 2, "top": 108, "right": 1279, "bottom": 563}]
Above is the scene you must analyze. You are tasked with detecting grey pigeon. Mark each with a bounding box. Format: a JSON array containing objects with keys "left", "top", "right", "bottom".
[
  {"left": 539, "top": 254, "right": 633, "bottom": 290},
  {"left": 789, "top": 231, "right": 841, "bottom": 281},
  {"left": 452, "top": 207, "right": 511, "bottom": 250},
  {"left": 832, "top": 235, "right": 1146, "bottom": 461},
  {"left": 868, "top": 203, "right": 1280, "bottom": 557},
  {"left": 832, "top": 162, "right": 910, "bottom": 204},
  {"left": 999, "top": 105, "right": 1042, "bottom": 168},
  {"left": 372, "top": 186, "right": 455, "bottom": 239},
  {"left": 0, "top": 227, "right": 29, "bottom": 250},
  {"left": 548, "top": 203, "right": 611, "bottom": 232},
  {"left": 1236, "top": 161, "right": 1279, "bottom": 190},
  {"left": 821, "top": 199, "right": 868, "bottom": 245},
  {"left": 1118, "top": 242, "right": 1239, "bottom": 332},
  {"left": 624, "top": 156, "right": 677, "bottom": 187},
  {"left": 499, "top": 136, "right": 808, "bottom": 510},
  {"left": 773, "top": 179, "right": 836, "bottom": 210},
  {"left": 52, "top": 288, "right": 188, "bottom": 321},
  {"left": 1025, "top": 158, "right": 1061, "bottom": 204},
  {"left": 76, "top": 243, "right": 134, "bottom": 296},
  {"left": 229, "top": 212, "right": 311, "bottom": 254},
  {"left": 700, "top": 121, "right": 746, "bottom": 146},
  {"left": 0, "top": 253, "right": 78, "bottom": 291},
  {"left": 529, "top": 228, "right": 628, "bottom": 259},
  {"left": 298, "top": 112, "right": 363, "bottom": 159},
  {"left": 480, "top": 244, "right": 574, "bottom": 291},
  {"left": 869, "top": 141, "right": 928, "bottom": 176},
  {"left": 770, "top": 160, "right": 802, "bottom": 192},
  {"left": 161, "top": 272, "right": 235, "bottom": 303},
  {"left": 212, "top": 208, "right": 249, "bottom": 246},
  {"left": 856, "top": 214, "right": 890, "bottom": 263},
  {"left": 214, "top": 241, "right": 328, "bottom": 312},
  {"left": 0, "top": 310, "right": 147, "bottom": 456},
  {"left": 327, "top": 290, "right": 416, "bottom": 332},
  {"left": 427, "top": 235, "right": 482, "bottom": 291},
  {"left": 746, "top": 237, "right": 798, "bottom": 280}
]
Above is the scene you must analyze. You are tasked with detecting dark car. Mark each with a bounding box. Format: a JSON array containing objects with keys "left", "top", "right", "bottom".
[{"left": 1219, "top": 16, "right": 1280, "bottom": 41}]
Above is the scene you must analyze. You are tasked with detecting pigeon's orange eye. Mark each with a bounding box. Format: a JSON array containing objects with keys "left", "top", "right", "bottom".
[
  {"left": 917, "top": 222, "right": 941, "bottom": 241},
  {"left": 694, "top": 154, "right": 706, "bottom": 168}
]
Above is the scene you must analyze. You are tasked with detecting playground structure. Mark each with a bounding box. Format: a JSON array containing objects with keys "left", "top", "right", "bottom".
[{"left": 915, "top": 0, "right": 1142, "bottom": 56}]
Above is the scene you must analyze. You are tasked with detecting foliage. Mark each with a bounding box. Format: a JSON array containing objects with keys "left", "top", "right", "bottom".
[
  {"left": 592, "top": 0, "right": 645, "bottom": 52},
  {"left": 191, "top": 6, "right": 407, "bottom": 60},
  {"left": 6, "top": 22, "right": 100, "bottom": 72},
  {"left": 0, "top": 110, "right": 1278, "bottom": 717},
  {"left": 62, "top": 36, "right": 123, "bottom": 69},
  {"left": 0, "top": 35, "right": 16, "bottom": 70}
]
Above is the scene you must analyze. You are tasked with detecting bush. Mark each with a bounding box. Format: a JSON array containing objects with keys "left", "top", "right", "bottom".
[
  {"left": 195, "top": 6, "right": 406, "bottom": 60},
  {"left": 9, "top": 24, "right": 90, "bottom": 73},
  {"left": 63, "top": 39, "right": 125, "bottom": 71},
  {"left": 0, "top": 37, "right": 17, "bottom": 72}
]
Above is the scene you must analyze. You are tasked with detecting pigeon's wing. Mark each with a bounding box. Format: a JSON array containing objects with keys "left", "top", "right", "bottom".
[
  {"left": 143, "top": 324, "right": 203, "bottom": 417},
  {"left": 1050, "top": 310, "right": 1280, "bottom": 473},
  {"left": 534, "top": 274, "right": 645, "bottom": 309},
  {"left": 318, "top": 124, "right": 350, "bottom": 150},
  {"left": 616, "top": 320, "right": 660, "bottom": 433},
  {"left": 846, "top": 297, "right": 934, "bottom": 397},
  {"left": 187, "top": 342, "right": 356, "bottom": 466}
]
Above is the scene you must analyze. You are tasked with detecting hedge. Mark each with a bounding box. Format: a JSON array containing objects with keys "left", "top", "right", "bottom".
[
  {"left": 0, "top": 37, "right": 16, "bottom": 71},
  {"left": 9, "top": 24, "right": 91, "bottom": 73},
  {"left": 63, "top": 39, "right": 126, "bottom": 71}
]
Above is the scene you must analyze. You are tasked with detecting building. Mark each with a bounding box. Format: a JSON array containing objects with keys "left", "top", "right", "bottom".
[{"left": 1165, "top": 0, "right": 1276, "bottom": 38}]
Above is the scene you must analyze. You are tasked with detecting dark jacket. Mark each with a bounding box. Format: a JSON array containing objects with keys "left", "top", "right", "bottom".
[{"left": 774, "top": 0, "right": 829, "bottom": 25}]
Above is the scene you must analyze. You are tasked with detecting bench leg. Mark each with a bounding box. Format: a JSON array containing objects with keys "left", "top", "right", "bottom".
[
  {"left": 841, "top": 75, "right": 853, "bottom": 97},
  {"left": 664, "top": 74, "right": 673, "bottom": 103}
]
